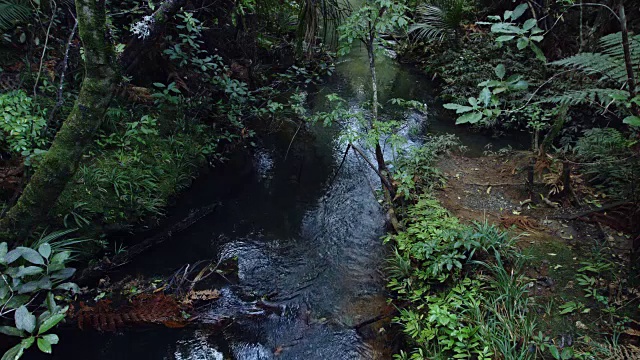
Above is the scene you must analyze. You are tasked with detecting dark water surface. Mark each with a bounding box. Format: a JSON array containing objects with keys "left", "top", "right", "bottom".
[{"left": 44, "top": 44, "right": 525, "bottom": 360}]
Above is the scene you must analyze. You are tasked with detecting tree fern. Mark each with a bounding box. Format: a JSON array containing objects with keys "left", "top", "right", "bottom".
[
  {"left": 544, "top": 32, "right": 640, "bottom": 106},
  {"left": 0, "top": 0, "right": 32, "bottom": 33}
]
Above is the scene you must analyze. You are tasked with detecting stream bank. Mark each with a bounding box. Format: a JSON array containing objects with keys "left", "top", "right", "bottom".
[{"left": 36, "top": 31, "right": 532, "bottom": 358}]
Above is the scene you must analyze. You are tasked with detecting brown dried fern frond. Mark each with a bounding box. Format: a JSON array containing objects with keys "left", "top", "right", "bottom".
[{"left": 72, "top": 293, "right": 187, "bottom": 332}]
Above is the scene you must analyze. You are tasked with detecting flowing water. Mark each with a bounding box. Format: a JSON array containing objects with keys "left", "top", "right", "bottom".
[{"left": 45, "top": 43, "right": 525, "bottom": 359}]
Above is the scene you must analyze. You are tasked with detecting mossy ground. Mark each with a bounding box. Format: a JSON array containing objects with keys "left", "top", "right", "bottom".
[{"left": 436, "top": 152, "right": 640, "bottom": 355}]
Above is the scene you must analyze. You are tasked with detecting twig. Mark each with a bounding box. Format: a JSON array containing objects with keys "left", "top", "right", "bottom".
[
  {"left": 33, "top": 0, "right": 57, "bottom": 98},
  {"left": 44, "top": 18, "right": 77, "bottom": 134},
  {"left": 284, "top": 121, "right": 303, "bottom": 161},
  {"left": 350, "top": 143, "right": 395, "bottom": 196},
  {"left": 327, "top": 143, "right": 351, "bottom": 190}
]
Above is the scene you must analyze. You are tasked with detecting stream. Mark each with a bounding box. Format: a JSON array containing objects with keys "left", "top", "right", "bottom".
[{"left": 45, "top": 43, "right": 525, "bottom": 359}]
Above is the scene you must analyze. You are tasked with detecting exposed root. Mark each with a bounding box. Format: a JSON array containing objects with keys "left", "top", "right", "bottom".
[{"left": 499, "top": 215, "right": 542, "bottom": 231}]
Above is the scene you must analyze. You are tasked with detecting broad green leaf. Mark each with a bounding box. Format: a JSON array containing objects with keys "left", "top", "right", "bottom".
[
  {"left": 15, "top": 306, "right": 36, "bottom": 333},
  {"left": 5, "top": 248, "right": 44, "bottom": 265},
  {"left": 623, "top": 115, "right": 640, "bottom": 127},
  {"left": 56, "top": 282, "right": 80, "bottom": 294},
  {"left": 468, "top": 97, "right": 478, "bottom": 107},
  {"left": 0, "top": 326, "right": 25, "bottom": 337},
  {"left": 37, "top": 337, "right": 52, "bottom": 354},
  {"left": 1, "top": 343, "right": 25, "bottom": 360},
  {"left": 15, "top": 266, "right": 43, "bottom": 278},
  {"left": 479, "top": 88, "right": 492, "bottom": 107},
  {"left": 511, "top": 3, "right": 529, "bottom": 20},
  {"left": 510, "top": 80, "right": 529, "bottom": 91},
  {"left": 42, "top": 334, "right": 59, "bottom": 345},
  {"left": 45, "top": 292, "right": 58, "bottom": 314},
  {"left": 549, "top": 345, "right": 560, "bottom": 359},
  {"left": 495, "top": 64, "right": 506, "bottom": 80},
  {"left": 530, "top": 35, "right": 544, "bottom": 42},
  {"left": 456, "top": 112, "right": 483, "bottom": 125},
  {"left": 523, "top": 18, "right": 537, "bottom": 31},
  {"left": 443, "top": 103, "right": 474, "bottom": 113},
  {"left": 37, "top": 244, "right": 51, "bottom": 259},
  {"left": 517, "top": 37, "right": 529, "bottom": 50},
  {"left": 20, "top": 337, "right": 33, "bottom": 349},
  {"left": 51, "top": 268, "right": 76, "bottom": 280},
  {"left": 18, "top": 277, "right": 51, "bottom": 293},
  {"left": 4, "top": 295, "right": 30, "bottom": 310},
  {"left": 0, "top": 243, "right": 7, "bottom": 264},
  {"left": 38, "top": 314, "right": 64, "bottom": 335},
  {"left": 152, "top": 82, "right": 165, "bottom": 88},
  {"left": 47, "top": 263, "right": 65, "bottom": 272},
  {"left": 491, "top": 23, "right": 523, "bottom": 34},
  {"left": 50, "top": 251, "right": 70, "bottom": 265},
  {"left": 530, "top": 42, "right": 546, "bottom": 62},
  {"left": 495, "top": 35, "right": 515, "bottom": 42}
]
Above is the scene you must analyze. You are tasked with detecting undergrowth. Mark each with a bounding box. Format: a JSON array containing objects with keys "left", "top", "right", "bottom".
[{"left": 385, "top": 195, "right": 536, "bottom": 359}]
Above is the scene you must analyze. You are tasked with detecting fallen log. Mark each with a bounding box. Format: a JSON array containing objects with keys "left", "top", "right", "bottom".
[{"left": 75, "top": 203, "right": 217, "bottom": 285}]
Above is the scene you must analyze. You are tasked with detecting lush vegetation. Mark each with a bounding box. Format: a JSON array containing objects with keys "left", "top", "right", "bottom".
[{"left": 1, "top": 0, "right": 639, "bottom": 358}]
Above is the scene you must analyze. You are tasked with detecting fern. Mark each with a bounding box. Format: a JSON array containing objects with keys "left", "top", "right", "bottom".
[
  {"left": 544, "top": 88, "right": 629, "bottom": 106},
  {"left": 544, "top": 32, "right": 640, "bottom": 106},
  {"left": 0, "top": 0, "right": 32, "bottom": 33}
]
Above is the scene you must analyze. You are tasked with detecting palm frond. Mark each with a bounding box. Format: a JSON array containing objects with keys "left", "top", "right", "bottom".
[
  {"left": 30, "top": 228, "right": 98, "bottom": 260},
  {"left": 0, "top": 0, "right": 32, "bottom": 33},
  {"left": 409, "top": 4, "right": 448, "bottom": 42},
  {"left": 409, "top": 0, "right": 469, "bottom": 43}
]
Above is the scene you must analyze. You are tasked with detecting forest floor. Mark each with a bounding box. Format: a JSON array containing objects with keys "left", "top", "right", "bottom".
[{"left": 436, "top": 153, "right": 640, "bottom": 353}]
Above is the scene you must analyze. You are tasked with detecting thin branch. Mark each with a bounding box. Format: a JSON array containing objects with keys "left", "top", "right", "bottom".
[
  {"left": 562, "top": 3, "right": 620, "bottom": 22},
  {"left": 350, "top": 143, "right": 395, "bottom": 196},
  {"left": 44, "top": 18, "right": 77, "bottom": 135},
  {"left": 33, "top": 0, "right": 57, "bottom": 98}
]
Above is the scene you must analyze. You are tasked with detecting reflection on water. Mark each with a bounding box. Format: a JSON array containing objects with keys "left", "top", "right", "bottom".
[{"left": 45, "top": 38, "right": 525, "bottom": 360}]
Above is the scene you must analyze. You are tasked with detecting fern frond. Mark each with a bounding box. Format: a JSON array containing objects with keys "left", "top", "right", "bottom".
[
  {"left": 599, "top": 32, "right": 640, "bottom": 62},
  {"left": 542, "top": 88, "right": 629, "bottom": 106},
  {"left": 550, "top": 32, "right": 640, "bottom": 88},
  {"left": 551, "top": 53, "right": 629, "bottom": 84},
  {"left": 0, "top": 0, "right": 32, "bottom": 33}
]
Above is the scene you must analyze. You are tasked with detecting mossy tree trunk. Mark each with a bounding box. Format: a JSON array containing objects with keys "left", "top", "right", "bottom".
[{"left": 1, "top": 0, "right": 117, "bottom": 244}]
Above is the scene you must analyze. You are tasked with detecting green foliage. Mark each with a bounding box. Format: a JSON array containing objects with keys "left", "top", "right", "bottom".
[
  {"left": 479, "top": 3, "right": 546, "bottom": 62},
  {"left": 337, "top": 0, "right": 409, "bottom": 57},
  {"left": 1, "top": 232, "right": 80, "bottom": 360},
  {"left": 386, "top": 194, "right": 529, "bottom": 359},
  {"left": 574, "top": 128, "right": 639, "bottom": 199},
  {"left": 0, "top": 90, "right": 48, "bottom": 162},
  {"left": 408, "top": 0, "right": 472, "bottom": 43},
  {"left": 545, "top": 32, "right": 640, "bottom": 113},
  {"left": 0, "top": 0, "right": 31, "bottom": 33},
  {"left": 443, "top": 63, "right": 529, "bottom": 125},
  {"left": 391, "top": 134, "right": 461, "bottom": 199},
  {"left": 551, "top": 33, "right": 640, "bottom": 90}
]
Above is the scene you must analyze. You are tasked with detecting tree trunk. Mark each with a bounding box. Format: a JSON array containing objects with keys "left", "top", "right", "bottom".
[
  {"left": 1, "top": 0, "right": 117, "bottom": 244},
  {"left": 619, "top": 3, "right": 638, "bottom": 116}
]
